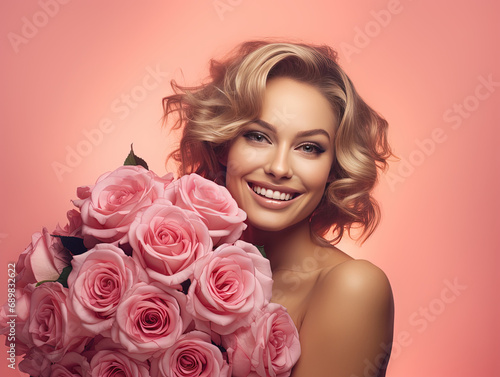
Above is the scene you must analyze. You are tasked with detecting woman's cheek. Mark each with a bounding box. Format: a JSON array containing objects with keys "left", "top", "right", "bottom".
[
  {"left": 295, "top": 153, "right": 333, "bottom": 187},
  {"left": 227, "top": 142, "right": 261, "bottom": 176}
]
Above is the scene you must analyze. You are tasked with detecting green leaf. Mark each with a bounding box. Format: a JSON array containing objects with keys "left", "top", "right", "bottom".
[
  {"left": 35, "top": 265, "right": 73, "bottom": 288},
  {"left": 123, "top": 144, "right": 149, "bottom": 170},
  {"left": 51, "top": 235, "right": 87, "bottom": 255},
  {"left": 56, "top": 265, "right": 73, "bottom": 288},
  {"left": 256, "top": 245, "right": 267, "bottom": 258}
]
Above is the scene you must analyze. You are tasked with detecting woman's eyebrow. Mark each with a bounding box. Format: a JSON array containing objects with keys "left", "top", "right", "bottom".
[
  {"left": 254, "top": 119, "right": 331, "bottom": 140},
  {"left": 254, "top": 119, "right": 277, "bottom": 132}
]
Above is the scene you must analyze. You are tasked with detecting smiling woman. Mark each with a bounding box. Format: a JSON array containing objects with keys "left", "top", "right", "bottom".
[{"left": 163, "top": 40, "right": 394, "bottom": 377}]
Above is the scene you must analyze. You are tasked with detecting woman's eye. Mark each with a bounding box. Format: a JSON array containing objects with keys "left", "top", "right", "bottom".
[
  {"left": 298, "top": 143, "right": 324, "bottom": 154},
  {"left": 244, "top": 132, "right": 269, "bottom": 143}
]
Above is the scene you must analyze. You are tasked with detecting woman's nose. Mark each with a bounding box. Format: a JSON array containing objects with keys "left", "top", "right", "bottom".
[{"left": 264, "top": 147, "right": 292, "bottom": 179}]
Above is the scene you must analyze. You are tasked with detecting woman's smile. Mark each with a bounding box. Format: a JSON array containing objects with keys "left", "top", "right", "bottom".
[
  {"left": 249, "top": 182, "right": 300, "bottom": 201},
  {"left": 246, "top": 181, "right": 303, "bottom": 210},
  {"left": 225, "top": 77, "right": 337, "bottom": 232}
]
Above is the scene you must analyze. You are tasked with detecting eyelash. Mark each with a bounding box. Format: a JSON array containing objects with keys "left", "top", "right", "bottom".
[{"left": 243, "top": 131, "right": 325, "bottom": 155}]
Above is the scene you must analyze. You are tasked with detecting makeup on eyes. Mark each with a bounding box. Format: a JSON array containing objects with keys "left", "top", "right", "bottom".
[{"left": 243, "top": 123, "right": 329, "bottom": 156}]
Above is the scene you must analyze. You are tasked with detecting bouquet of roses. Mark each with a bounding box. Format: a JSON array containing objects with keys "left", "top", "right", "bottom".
[{"left": 1, "top": 148, "right": 301, "bottom": 377}]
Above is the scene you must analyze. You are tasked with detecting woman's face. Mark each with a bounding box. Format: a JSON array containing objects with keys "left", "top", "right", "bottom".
[{"left": 225, "top": 77, "right": 336, "bottom": 232}]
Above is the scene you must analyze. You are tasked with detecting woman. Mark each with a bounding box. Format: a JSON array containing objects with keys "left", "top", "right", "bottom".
[{"left": 163, "top": 40, "right": 394, "bottom": 376}]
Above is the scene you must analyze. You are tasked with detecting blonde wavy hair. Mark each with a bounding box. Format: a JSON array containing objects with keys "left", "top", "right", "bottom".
[{"left": 162, "top": 40, "right": 392, "bottom": 245}]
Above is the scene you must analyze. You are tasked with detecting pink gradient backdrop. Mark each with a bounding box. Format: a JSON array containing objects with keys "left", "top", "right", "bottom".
[{"left": 1, "top": 1, "right": 498, "bottom": 376}]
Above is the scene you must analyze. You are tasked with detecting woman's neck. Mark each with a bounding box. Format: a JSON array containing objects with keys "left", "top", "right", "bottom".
[{"left": 243, "top": 218, "right": 326, "bottom": 272}]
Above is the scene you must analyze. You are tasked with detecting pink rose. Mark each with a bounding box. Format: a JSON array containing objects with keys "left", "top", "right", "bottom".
[
  {"left": 81, "top": 335, "right": 127, "bottom": 361},
  {"left": 111, "top": 282, "right": 191, "bottom": 359},
  {"left": 158, "top": 171, "right": 175, "bottom": 188},
  {"left": 54, "top": 209, "right": 83, "bottom": 238},
  {"left": 89, "top": 349, "right": 149, "bottom": 377},
  {"left": 19, "top": 347, "right": 52, "bottom": 377},
  {"left": 223, "top": 303, "right": 301, "bottom": 377},
  {"left": 164, "top": 174, "right": 247, "bottom": 246},
  {"left": 150, "top": 331, "right": 230, "bottom": 377},
  {"left": 73, "top": 165, "right": 173, "bottom": 246},
  {"left": 67, "top": 243, "right": 149, "bottom": 335},
  {"left": 129, "top": 199, "right": 212, "bottom": 286},
  {"left": 46, "top": 352, "right": 91, "bottom": 377},
  {"left": 16, "top": 228, "right": 71, "bottom": 288},
  {"left": 186, "top": 241, "right": 273, "bottom": 335},
  {"left": 28, "top": 282, "right": 90, "bottom": 362},
  {"left": 1, "top": 284, "right": 34, "bottom": 355}
]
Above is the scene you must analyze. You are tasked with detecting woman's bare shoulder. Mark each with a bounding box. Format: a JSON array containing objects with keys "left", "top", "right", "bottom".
[
  {"left": 312, "top": 258, "right": 394, "bottom": 337},
  {"left": 291, "top": 258, "right": 394, "bottom": 376},
  {"left": 319, "top": 258, "right": 393, "bottom": 299}
]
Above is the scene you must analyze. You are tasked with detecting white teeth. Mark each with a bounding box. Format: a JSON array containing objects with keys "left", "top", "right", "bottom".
[{"left": 251, "top": 184, "right": 295, "bottom": 201}]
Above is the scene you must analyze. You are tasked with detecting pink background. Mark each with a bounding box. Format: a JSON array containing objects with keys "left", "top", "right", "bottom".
[{"left": 1, "top": 1, "right": 499, "bottom": 376}]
